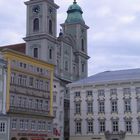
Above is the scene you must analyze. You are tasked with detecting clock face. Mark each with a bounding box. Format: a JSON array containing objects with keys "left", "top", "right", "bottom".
[{"left": 32, "top": 5, "right": 40, "bottom": 14}]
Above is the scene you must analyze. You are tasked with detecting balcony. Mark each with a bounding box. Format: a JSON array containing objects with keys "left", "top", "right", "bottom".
[{"left": 8, "top": 106, "right": 51, "bottom": 117}]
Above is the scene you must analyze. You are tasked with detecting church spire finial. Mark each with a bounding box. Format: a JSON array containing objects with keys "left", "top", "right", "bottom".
[{"left": 73, "top": 0, "right": 77, "bottom": 4}]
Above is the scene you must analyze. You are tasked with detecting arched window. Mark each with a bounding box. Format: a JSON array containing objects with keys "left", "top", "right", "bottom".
[
  {"left": 81, "top": 39, "right": 84, "bottom": 51},
  {"left": 33, "top": 48, "right": 38, "bottom": 58},
  {"left": 49, "top": 49, "right": 52, "bottom": 59},
  {"left": 49, "top": 20, "right": 53, "bottom": 34},
  {"left": 33, "top": 18, "right": 39, "bottom": 31}
]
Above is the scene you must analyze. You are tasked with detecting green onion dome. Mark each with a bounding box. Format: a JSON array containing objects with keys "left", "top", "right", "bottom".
[{"left": 65, "top": 0, "right": 85, "bottom": 24}]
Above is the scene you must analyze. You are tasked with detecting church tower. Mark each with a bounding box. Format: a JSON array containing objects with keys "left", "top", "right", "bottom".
[
  {"left": 61, "top": 0, "right": 90, "bottom": 80},
  {"left": 24, "top": 0, "right": 59, "bottom": 65}
]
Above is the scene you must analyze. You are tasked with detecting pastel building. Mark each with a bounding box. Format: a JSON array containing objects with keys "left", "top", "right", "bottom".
[
  {"left": 0, "top": 49, "right": 54, "bottom": 140},
  {"left": 68, "top": 69, "right": 140, "bottom": 140}
]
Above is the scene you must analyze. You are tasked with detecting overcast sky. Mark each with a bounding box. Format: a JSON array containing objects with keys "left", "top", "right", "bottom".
[{"left": 0, "top": 0, "right": 140, "bottom": 76}]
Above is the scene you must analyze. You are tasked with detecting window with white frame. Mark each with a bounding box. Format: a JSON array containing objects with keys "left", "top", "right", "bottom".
[
  {"left": 125, "top": 120, "right": 132, "bottom": 132},
  {"left": 98, "top": 89, "right": 105, "bottom": 96},
  {"left": 75, "top": 92, "right": 80, "bottom": 97},
  {"left": 42, "top": 121, "right": 46, "bottom": 131},
  {"left": 87, "top": 90, "right": 92, "bottom": 96},
  {"left": 99, "top": 120, "right": 105, "bottom": 133},
  {"left": 0, "top": 122, "right": 6, "bottom": 133},
  {"left": 29, "top": 99, "right": 33, "bottom": 109},
  {"left": 124, "top": 99, "right": 131, "bottom": 112},
  {"left": 11, "top": 119, "right": 17, "bottom": 129},
  {"left": 20, "top": 120, "right": 24, "bottom": 130},
  {"left": 75, "top": 121, "right": 81, "bottom": 134},
  {"left": 87, "top": 102, "right": 93, "bottom": 114},
  {"left": 98, "top": 100, "right": 105, "bottom": 113},
  {"left": 75, "top": 102, "right": 81, "bottom": 114},
  {"left": 18, "top": 97, "right": 22, "bottom": 107},
  {"left": 18, "top": 75, "right": 22, "bottom": 85},
  {"left": 29, "top": 77, "right": 34, "bottom": 87},
  {"left": 123, "top": 88, "right": 131, "bottom": 95},
  {"left": 111, "top": 100, "right": 118, "bottom": 113},
  {"left": 110, "top": 88, "right": 117, "bottom": 95},
  {"left": 31, "top": 120, "right": 36, "bottom": 131},
  {"left": 87, "top": 120, "right": 93, "bottom": 133},
  {"left": 24, "top": 120, "right": 28, "bottom": 130},
  {"left": 48, "top": 122, "right": 52, "bottom": 131},
  {"left": 10, "top": 95, "right": 15, "bottom": 106},
  {"left": 11, "top": 72, "right": 16, "bottom": 84},
  {"left": 112, "top": 120, "right": 119, "bottom": 132},
  {"left": 38, "top": 121, "right": 42, "bottom": 131}
]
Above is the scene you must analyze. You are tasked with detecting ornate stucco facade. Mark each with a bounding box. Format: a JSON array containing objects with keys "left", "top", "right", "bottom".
[{"left": 68, "top": 69, "right": 140, "bottom": 140}]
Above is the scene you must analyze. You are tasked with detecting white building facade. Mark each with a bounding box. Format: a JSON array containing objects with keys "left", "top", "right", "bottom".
[{"left": 68, "top": 69, "right": 140, "bottom": 140}]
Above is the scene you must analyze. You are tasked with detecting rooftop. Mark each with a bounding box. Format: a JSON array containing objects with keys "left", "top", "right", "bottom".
[{"left": 70, "top": 68, "right": 140, "bottom": 86}]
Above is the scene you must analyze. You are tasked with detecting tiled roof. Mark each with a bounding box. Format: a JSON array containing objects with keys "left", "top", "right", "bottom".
[
  {"left": 0, "top": 43, "right": 26, "bottom": 54},
  {"left": 70, "top": 68, "right": 140, "bottom": 86}
]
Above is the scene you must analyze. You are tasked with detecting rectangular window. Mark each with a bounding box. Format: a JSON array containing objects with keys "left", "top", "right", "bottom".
[
  {"left": 53, "top": 95, "right": 56, "bottom": 103},
  {"left": 38, "top": 121, "right": 42, "bottom": 131},
  {"left": 87, "top": 121, "right": 93, "bottom": 133},
  {"left": 98, "top": 90, "right": 105, "bottom": 96},
  {"left": 11, "top": 72, "right": 16, "bottom": 84},
  {"left": 24, "top": 120, "right": 28, "bottom": 130},
  {"left": 76, "top": 121, "right": 81, "bottom": 133},
  {"left": 124, "top": 100, "right": 131, "bottom": 112},
  {"left": 31, "top": 121, "right": 36, "bottom": 130},
  {"left": 34, "top": 48, "right": 38, "bottom": 58},
  {"left": 75, "top": 92, "right": 80, "bottom": 97},
  {"left": 18, "top": 97, "right": 22, "bottom": 107},
  {"left": 125, "top": 120, "right": 132, "bottom": 132},
  {"left": 10, "top": 95, "right": 15, "bottom": 106},
  {"left": 99, "top": 120, "right": 105, "bottom": 133},
  {"left": 81, "top": 63, "right": 85, "bottom": 72},
  {"left": 110, "top": 88, "right": 117, "bottom": 95},
  {"left": 87, "top": 102, "right": 93, "bottom": 114},
  {"left": 29, "top": 99, "right": 33, "bottom": 109},
  {"left": 47, "top": 122, "right": 52, "bottom": 131},
  {"left": 0, "top": 122, "right": 6, "bottom": 133},
  {"left": 98, "top": 101, "right": 105, "bottom": 113},
  {"left": 112, "top": 121, "right": 119, "bottom": 132},
  {"left": 123, "top": 88, "right": 131, "bottom": 95},
  {"left": 11, "top": 119, "right": 17, "bottom": 129},
  {"left": 20, "top": 120, "right": 24, "bottom": 130},
  {"left": 29, "top": 77, "right": 34, "bottom": 87},
  {"left": 87, "top": 90, "right": 92, "bottom": 96},
  {"left": 111, "top": 100, "right": 118, "bottom": 113},
  {"left": 75, "top": 103, "right": 81, "bottom": 114},
  {"left": 45, "top": 101, "right": 49, "bottom": 111}
]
